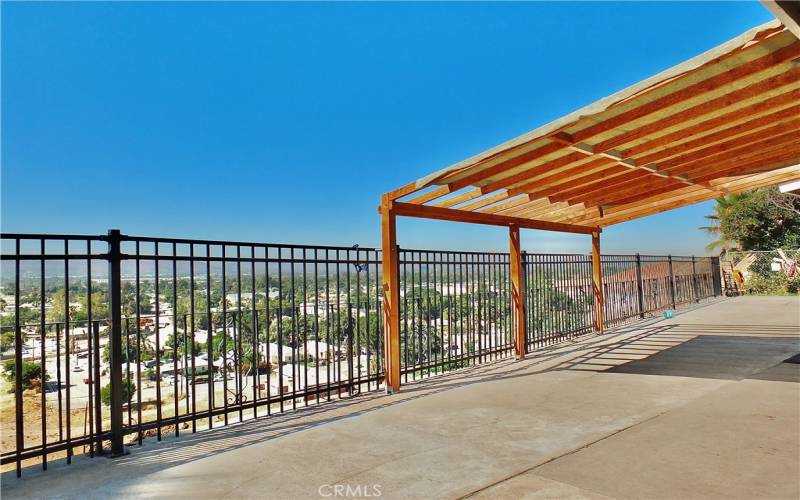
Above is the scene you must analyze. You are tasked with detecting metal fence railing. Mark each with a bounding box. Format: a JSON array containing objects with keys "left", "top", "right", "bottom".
[
  {"left": 398, "top": 250, "right": 514, "bottom": 382},
  {"left": 600, "top": 254, "right": 720, "bottom": 327},
  {"left": 523, "top": 253, "right": 595, "bottom": 348},
  {"left": 0, "top": 233, "right": 384, "bottom": 476},
  {"left": 0, "top": 231, "right": 723, "bottom": 475}
]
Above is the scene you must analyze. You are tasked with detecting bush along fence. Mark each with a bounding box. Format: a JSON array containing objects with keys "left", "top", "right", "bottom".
[
  {"left": 0, "top": 231, "right": 721, "bottom": 475},
  {"left": 719, "top": 249, "right": 800, "bottom": 295}
]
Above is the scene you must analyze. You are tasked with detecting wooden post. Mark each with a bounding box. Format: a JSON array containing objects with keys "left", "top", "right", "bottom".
[
  {"left": 509, "top": 225, "right": 526, "bottom": 359},
  {"left": 380, "top": 197, "right": 401, "bottom": 393},
  {"left": 591, "top": 230, "right": 604, "bottom": 333}
]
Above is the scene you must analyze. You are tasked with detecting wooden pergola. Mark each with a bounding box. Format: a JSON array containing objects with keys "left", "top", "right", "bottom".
[{"left": 379, "top": 17, "right": 800, "bottom": 392}]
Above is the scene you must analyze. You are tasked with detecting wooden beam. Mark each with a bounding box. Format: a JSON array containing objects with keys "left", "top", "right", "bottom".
[
  {"left": 586, "top": 179, "right": 687, "bottom": 209},
  {"left": 389, "top": 201, "right": 598, "bottom": 234},
  {"left": 488, "top": 91, "right": 800, "bottom": 209},
  {"left": 570, "top": 42, "right": 800, "bottom": 144},
  {"left": 509, "top": 157, "right": 616, "bottom": 197},
  {"left": 493, "top": 198, "right": 552, "bottom": 217},
  {"left": 524, "top": 165, "right": 631, "bottom": 202},
  {"left": 549, "top": 170, "right": 649, "bottom": 204},
  {"left": 550, "top": 134, "right": 800, "bottom": 209},
  {"left": 474, "top": 152, "right": 589, "bottom": 196},
  {"left": 596, "top": 171, "right": 800, "bottom": 226},
  {"left": 688, "top": 148, "right": 800, "bottom": 182},
  {"left": 565, "top": 109, "right": 800, "bottom": 181},
  {"left": 634, "top": 105, "right": 800, "bottom": 165},
  {"left": 434, "top": 188, "right": 490, "bottom": 208},
  {"left": 621, "top": 88, "right": 800, "bottom": 158},
  {"left": 591, "top": 69, "right": 800, "bottom": 152},
  {"left": 483, "top": 196, "right": 544, "bottom": 215},
  {"left": 668, "top": 134, "right": 800, "bottom": 177},
  {"left": 462, "top": 192, "right": 521, "bottom": 212},
  {"left": 578, "top": 157, "right": 777, "bottom": 210},
  {"left": 518, "top": 201, "right": 583, "bottom": 220},
  {"left": 384, "top": 180, "right": 424, "bottom": 202},
  {"left": 598, "top": 165, "right": 800, "bottom": 222},
  {"left": 591, "top": 231, "right": 604, "bottom": 333},
  {"left": 509, "top": 226, "right": 526, "bottom": 359},
  {"left": 380, "top": 196, "right": 401, "bottom": 393},
  {"left": 409, "top": 141, "right": 566, "bottom": 205},
  {"left": 570, "top": 165, "right": 800, "bottom": 226},
  {"left": 653, "top": 125, "right": 800, "bottom": 174},
  {"left": 762, "top": 1, "right": 800, "bottom": 38},
  {"left": 529, "top": 165, "right": 632, "bottom": 202}
]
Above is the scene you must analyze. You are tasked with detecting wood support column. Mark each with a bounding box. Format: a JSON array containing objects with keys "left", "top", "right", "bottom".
[
  {"left": 591, "top": 230, "right": 605, "bottom": 333},
  {"left": 380, "top": 197, "right": 401, "bottom": 393},
  {"left": 509, "top": 225, "right": 526, "bottom": 359}
]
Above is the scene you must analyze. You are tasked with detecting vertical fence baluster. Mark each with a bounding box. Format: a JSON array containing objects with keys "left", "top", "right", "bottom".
[
  {"left": 668, "top": 255, "right": 676, "bottom": 309},
  {"left": 635, "top": 253, "right": 644, "bottom": 319},
  {"left": 107, "top": 229, "right": 124, "bottom": 456}
]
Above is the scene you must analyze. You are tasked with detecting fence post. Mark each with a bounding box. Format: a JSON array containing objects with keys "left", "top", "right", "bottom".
[
  {"left": 667, "top": 254, "right": 676, "bottom": 309},
  {"left": 92, "top": 321, "right": 103, "bottom": 453},
  {"left": 635, "top": 253, "right": 644, "bottom": 318},
  {"left": 691, "top": 256, "right": 699, "bottom": 302},
  {"left": 521, "top": 250, "right": 528, "bottom": 350},
  {"left": 346, "top": 302, "right": 355, "bottom": 396},
  {"left": 711, "top": 257, "right": 722, "bottom": 296},
  {"left": 107, "top": 229, "right": 125, "bottom": 456}
]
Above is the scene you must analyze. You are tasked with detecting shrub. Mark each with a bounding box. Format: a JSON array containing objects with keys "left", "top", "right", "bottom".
[
  {"left": 745, "top": 273, "right": 800, "bottom": 295},
  {"left": 0, "top": 331, "right": 15, "bottom": 352},
  {"left": 2, "top": 359, "right": 46, "bottom": 391},
  {"left": 101, "top": 379, "right": 136, "bottom": 406}
]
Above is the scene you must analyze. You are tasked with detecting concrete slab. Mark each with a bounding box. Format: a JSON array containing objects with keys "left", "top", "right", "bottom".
[
  {"left": 2, "top": 296, "right": 798, "bottom": 499},
  {"left": 533, "top": 378, "right": 800, "bottom": 500}
]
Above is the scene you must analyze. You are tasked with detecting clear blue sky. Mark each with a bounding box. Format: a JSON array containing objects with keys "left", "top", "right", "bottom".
[{"left": 1, "top": 1, "right": 775, "bottom": 255}]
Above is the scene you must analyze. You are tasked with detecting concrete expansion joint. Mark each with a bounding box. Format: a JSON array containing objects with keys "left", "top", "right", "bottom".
[{"left": 457, "top": 410, "right": 670, "bottom": 499}]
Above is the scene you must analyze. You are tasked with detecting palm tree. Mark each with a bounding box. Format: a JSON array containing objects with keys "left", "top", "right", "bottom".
[{"left": 700, "top": 193, "right": 747, "bottom": 253}]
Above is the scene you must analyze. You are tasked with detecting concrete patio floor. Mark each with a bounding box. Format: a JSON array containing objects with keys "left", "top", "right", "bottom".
[{"left": 3, "top": 296, "right": 799, "bottom": 499}]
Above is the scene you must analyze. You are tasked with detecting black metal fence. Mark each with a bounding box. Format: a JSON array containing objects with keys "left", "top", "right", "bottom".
[
  {"left": 601, "top": 254, "right": 720, "bottom": 327},
  {"left": 523, "top": 253, "right": 595, "bottom": 348},
  {"left": 0, "top": 231, "right": 721, "bottom": 475},
  {"left": 399, "top": 250, "right": 515, "bottom": 382}
]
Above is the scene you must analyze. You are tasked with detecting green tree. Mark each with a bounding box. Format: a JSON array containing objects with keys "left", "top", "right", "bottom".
[
  {"left": 101, "top": 379, "right": 136, "bottom": 406},
  {"left": 79, "top": 291, "right": 109, "bottom": 320},
  {"left": 46, "top": 288, "right": 79, "bottom": 323},
  {"left": 0, "top": 331, "right": 15, "bottom": 351},
  {"left": 706, "top": 187, "right": 800, "bottom": 251},
  {"left": 2, "top": 359, "right": 47, "bottom": 391},
  {"left": 102, "top": 330, "right": 155, "bottom": 364},
  {"left": 699, "top": 193, "right": 747, "bottom": 252}
]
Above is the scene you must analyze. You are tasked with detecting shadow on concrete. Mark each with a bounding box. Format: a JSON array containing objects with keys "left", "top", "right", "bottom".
[
  {"left": 605, "top": 334, "right": 800, "bottom": 380},
  {"left": 4, "top": 322, "right": 672, "bottom": 485}
]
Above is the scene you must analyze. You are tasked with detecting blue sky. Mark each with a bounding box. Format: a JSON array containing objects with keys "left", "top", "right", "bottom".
[{"left": 1, "top": 2, "right": 775, "bottom": 255}]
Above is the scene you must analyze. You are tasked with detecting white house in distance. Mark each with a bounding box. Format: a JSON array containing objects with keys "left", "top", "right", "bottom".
[
  {"left": 301, "top": 340, "right": 341, "bottom": 362},
  {"left": 271, "top": 362, "right": 351, "bottom": 401},
  {"left": 259, "top": 342, "right": 294, "bottom": 365}
]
